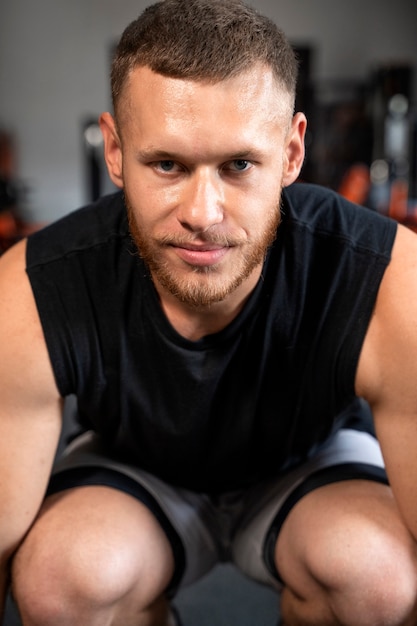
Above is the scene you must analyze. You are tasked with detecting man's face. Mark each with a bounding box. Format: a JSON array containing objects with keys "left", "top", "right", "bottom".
[{"left": 101, "top": 65, "right": 305, "bottom": 309}]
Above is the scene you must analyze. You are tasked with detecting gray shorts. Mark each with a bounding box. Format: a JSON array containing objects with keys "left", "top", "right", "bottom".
[{"left": 47, "top": 428, "right": 387, "bottom": 593}]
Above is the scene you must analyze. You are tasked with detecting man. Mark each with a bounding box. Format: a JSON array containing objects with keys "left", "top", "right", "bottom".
[{"left": 1, "top": 1, "right": 417, "bottom": 624}]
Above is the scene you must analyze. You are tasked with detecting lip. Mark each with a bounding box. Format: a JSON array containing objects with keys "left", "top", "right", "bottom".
[{"left": 172, "top": 243, "right": 229, "bottom": 267}]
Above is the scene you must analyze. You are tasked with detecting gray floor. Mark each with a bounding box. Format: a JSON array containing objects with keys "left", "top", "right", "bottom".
[
  {"left": 175, "top": 564, "right": 280, "bottom": 625},
  {"left": 3, "top": 564, "right": 280, "bottom": 625}
]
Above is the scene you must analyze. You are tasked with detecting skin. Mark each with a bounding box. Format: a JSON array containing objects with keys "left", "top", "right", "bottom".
[
  {"left": 99, "top": 64, "right": 306, "bottom": 339},
  {"left": 0, "top": 240, "right": 62, "bottom": 619},
  {"left": 273, "top": 215, "right": 417, "bottom": 624},
  {"left": 2, "top": 63, "right": 417, "bottom": 625},
  {"left": 357, "top": 223, "right": 417, "bottom": 536}
]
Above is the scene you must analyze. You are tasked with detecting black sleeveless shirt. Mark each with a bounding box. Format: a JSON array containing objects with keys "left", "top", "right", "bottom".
[{"left": 26, "top": 183, "right": 397, "bottom": 492}]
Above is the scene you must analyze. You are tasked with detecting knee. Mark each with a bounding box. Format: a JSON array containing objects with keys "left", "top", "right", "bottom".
[
  {"left": 11, "top": 487, "right": 175, "bottom": 625},
  {"left": 12, "top": 533, "right": 150, "bottom": 624},
  {"left": 307, "top": 523, "right": 417, "bottom": 625},
  {"left": 346, "top": 556, "right": 417, "bottom": 625}
]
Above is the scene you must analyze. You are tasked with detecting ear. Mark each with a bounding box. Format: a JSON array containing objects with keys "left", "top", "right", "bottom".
[
  {"left": 282, "top": 112, "right": 307, "bottom": 187},
  {"left": 99, "top": 112, "right": 124, "bottom": 189}
]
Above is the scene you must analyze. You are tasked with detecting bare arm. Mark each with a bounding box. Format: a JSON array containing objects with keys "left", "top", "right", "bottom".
[
  {"left": 357, "top": 223, "right": 417, "bottom": 540},
  {"left": 0, "top": 240, "right": 62, "bottom": 617}
]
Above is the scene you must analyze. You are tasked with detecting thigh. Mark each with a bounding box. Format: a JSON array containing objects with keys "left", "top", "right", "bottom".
[
  {"left": 274, "top": 479, "right": 417, "bottom": 626},
  {"left": 231, "top": 428, "right": 387, "bottom": 587},
  {"left": 275, "top": 478, "right": 415, "bottom": 592},
  {"left": 12, "top": 483, "right": 176, "bottom": 608}
]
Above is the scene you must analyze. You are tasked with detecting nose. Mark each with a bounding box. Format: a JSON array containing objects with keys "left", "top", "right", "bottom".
[{"left": 177, "top": 169, "right": 224, "bottom": 232}]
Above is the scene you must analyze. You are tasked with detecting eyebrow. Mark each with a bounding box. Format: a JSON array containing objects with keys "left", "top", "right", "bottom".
[
  {"left": 136, "top": 147, "right": 265, "bottom": 162},
  {"left": 136, "top": 149, "right": 176, "bottom": 161}
]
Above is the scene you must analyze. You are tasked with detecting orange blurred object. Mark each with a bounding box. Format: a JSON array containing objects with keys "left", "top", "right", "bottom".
[
  {"left": 338, "top": 163, "right": 371, "bottom": 205},
  {"left": 389, "top": 178, "right": 409, "bottom": 222}
]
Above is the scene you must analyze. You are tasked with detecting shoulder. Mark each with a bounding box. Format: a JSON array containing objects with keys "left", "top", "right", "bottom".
[
  {"left": 26, "top": 191, "right": 128, "bottom": 268},
  {"left": 0, "top": 239, "right": 60, "bottom": 404},
  {"left": 0, "top": 239, "right": 36, "bottom": 330},
  {"left": 356, "top": 224, "right": 417, "bottom": 407},
  {"left": 282, "top": 183, "right": 397, "bottom": 253}
]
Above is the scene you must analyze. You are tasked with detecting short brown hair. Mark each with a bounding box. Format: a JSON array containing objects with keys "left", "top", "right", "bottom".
[{"left": 111, "top": 0, "right": 298, "bottom": 118}]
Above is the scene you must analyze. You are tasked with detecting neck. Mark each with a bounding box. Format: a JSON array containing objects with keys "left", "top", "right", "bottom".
[{"left": 155, "top": 268, "right": 262, "bottom": 341}]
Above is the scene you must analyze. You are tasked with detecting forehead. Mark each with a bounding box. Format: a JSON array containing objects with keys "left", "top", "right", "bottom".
[{"left": 119, "top": 65, "right": 292, "bottom": 145}]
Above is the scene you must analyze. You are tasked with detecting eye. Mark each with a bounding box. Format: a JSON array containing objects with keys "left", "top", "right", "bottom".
[
  {"left": 225, "top": 159, "right": 252, "bottom": 173},
  {"left": 234, "top": 159, "right": 250, "bottom": 171},
  {"left": 156, "top": 160, "right": 177, "bottom": 172}
]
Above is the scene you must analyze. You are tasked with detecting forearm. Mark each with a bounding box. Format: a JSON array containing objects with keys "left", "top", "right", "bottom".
[
  {"left": 373, "top": 408, "right": 417, "bottom": 543},
  {"left": 0, "top": 410, "right": 62, "bottom": 625}
]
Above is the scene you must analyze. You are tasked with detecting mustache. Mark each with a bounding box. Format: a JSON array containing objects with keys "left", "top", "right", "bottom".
[{"left": 156, "top": 231, "right": 247, "bottom": 247}]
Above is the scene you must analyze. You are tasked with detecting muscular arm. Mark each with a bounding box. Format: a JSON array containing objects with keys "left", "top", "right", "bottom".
[
  {"left": 357, "top": 223, "right": 417, "bottom": 540},
  {"left": 0, "top": 240, "right": 62, "bottom": 617}
]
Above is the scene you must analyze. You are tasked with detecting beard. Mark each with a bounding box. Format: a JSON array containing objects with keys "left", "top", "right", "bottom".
[{"left": 126, "top": 194, "right": 282, "bottom": 309}]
